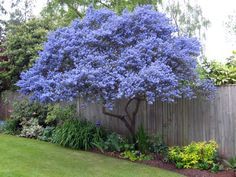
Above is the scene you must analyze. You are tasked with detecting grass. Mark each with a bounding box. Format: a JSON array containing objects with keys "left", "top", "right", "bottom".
[{"left": 0, "top": 134, "right": 184, "bottom": 177}]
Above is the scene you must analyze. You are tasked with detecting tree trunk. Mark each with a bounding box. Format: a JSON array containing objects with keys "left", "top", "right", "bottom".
[{"left": 102, "top": 98, "right": 142, "bottom": 139}]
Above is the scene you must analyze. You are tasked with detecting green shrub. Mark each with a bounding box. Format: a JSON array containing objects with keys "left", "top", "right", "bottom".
[
  {"left": 199, "top": 59, "right": 236, "bottom": 86},
  {"left": 11, "top": 99, "right": 48, "bottom": 126},
  {"left": 2, "top": 118, "right": 20, "bottom": 135},
  {"left": 46, "top": 104, "right": 76, "bottom": 125},
  {"left": 52, "top": 119, "right": 106, "bottom": 150},
  {"left": 38, "top": 126, "right": 55, "bottom": 142},
  {"left": 149, "top": 134, "right": 168, "bottom": 157},
  {"left": 93, "top": 132, "right": 130, "bottom": 153},
  {"left": 168, "top": 140, "right": 218, "bottom": 169},
  {"left": 19, "top": 118, "right": 44, "bottom": 138}
]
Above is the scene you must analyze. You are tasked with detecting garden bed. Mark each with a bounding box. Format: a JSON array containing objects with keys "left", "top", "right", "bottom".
[{"left": 91, "top": 150, "right": 235, "bottom": 177}]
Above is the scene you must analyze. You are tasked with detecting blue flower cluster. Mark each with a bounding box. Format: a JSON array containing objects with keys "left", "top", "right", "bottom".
[{"left": 17, "top": 6, "right": 215, "bottom": 106}]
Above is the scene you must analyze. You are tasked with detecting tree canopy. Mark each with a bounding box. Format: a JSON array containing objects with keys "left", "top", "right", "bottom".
[
  {"left": 17, "top": 6, "right": 215, "bottom": 135},
  {"left": 0, "top": 18, "right": 56, "bottom": 92}
]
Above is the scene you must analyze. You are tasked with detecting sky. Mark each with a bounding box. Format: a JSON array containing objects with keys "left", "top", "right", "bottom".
[
  {"left": 3, "top": 0, "right": 236, "bottom": 61},
  {"left": 197, "top": 0, "right": 236, "bottom": 61}
]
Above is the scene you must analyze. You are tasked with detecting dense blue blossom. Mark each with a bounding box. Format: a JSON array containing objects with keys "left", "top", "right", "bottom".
[{"left": 17, "top": 6, "right": 215, "bottom": 106}]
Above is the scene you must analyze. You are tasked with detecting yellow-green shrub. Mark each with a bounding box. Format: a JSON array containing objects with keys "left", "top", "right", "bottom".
[{"left": 168, "top": 140, "right": 218, "bottom": 169}]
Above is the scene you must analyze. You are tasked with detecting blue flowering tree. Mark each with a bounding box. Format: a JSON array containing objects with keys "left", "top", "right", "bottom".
[{"left": 17, "top": 6, "right": 215, "bottom": 136}]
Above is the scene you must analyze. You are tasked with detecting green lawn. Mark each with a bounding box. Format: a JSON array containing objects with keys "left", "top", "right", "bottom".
[{"left": 0, "top": 135, "right": 184, "bottom": 177}]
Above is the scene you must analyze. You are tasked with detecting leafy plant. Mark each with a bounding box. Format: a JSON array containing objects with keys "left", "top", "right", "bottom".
[
  {"left": 200, "top": 58, "right": 236, "bottom": 86},
  {"left": 46, "top": 103, "right": 76, "bottom": 125},
  {"left": 93, "top": 132, "right": 127, "bottom": 153},
  {"left": 2, "top": 118, "right": 20, "bottom": 135},
  {"left": 223, "top": 157, "right": 236, "bottom": 170},
  {"left": 52, "top": 119, "right": 106, "bottom": 150},
  {"left": 135, "top": 125, "right": 151, "bottom": 153},
  {"left": 19, "top": 118, "right": 44, "bottom": 138},
  {"left": 168, "top": 140, "right": 218, "bottom": 170},
  {"left": 38, "top": 126, "right": 55, "bottom": 142},
  {"left": 121, "top": 150, "right": 152, "bottom": 161},
  {"left": 149, "top": 134, "right": 168, "bottom": 156},
  {"left": 11, "top": 99, "right": 48, "bottom": 126},
  {"left": 210, "top": 163, "right": 223, "bottom": 173}
]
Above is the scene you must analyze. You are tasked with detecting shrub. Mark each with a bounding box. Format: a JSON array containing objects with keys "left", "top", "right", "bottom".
[
  {"left": 38, "top": 126, "right": 55, "bottom": 142},
  {"left": 149, "top": 134, "right": 168, "bottom": 157},
  {"left": 11, "top": 99, "right": 48, "bottom": 126},
  {"left": 46, "top": 104, "right": 76, "bottom": 125},
  {"left": 52, "top": 119, "right": 106, "bottom": 150},
  {"left": 19, "top": 118, "right": 44, "bottom": 138},
  {"left": 200, "top": 59, "right": 236, "bottom": 86},
  {"left": 2, "top": 118, "right": 20, "bottom": 135},
  {"left": 93, "top": 132, "right": 129, "bottom": 153},
  {"left": 168, "top": 140, "right": 218, "bottom": 169}
]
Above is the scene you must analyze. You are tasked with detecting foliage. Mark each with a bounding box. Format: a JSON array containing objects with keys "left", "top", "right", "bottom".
[
  {"left": 149, "top": 134, "right": 168, "bottom": 156},
  {"left": 45, "top": 0, "right": 208, "bottom": 41},
  {"left": 46, "top": 103, "right": 77, "bottom": 125},
  {"left": 93, "top": 132, "right": 128, "bottom": 153},
  {"left": 200, "top": 57, "right": 236, "bottom": 86},
  {"left": 0, "top": 17, "right": 56, "bottom": 92},
  {"left": 1, "top": 118, "right": 20, "bottom": 135},
  {"left": 223, "top": 157, "right": 236, "bottom": 170},
  {"left": 52, "top": 119, "right": 106, "bottom": 150},
  {"left": 38, "top": 126, "right": 55, "bottom": 142},
  {"left": 135, "top": 125, "right": 150, "bottom": 153},
  {"left": 19, "top": 118, "right": 44, "bottom": 138},
  {"left": 210, "top": 163, "right": 223, "bottom": 173},
  {"left": 10, "top": 99, "right": 48, "bottom": 126},
  {"left": 18, "top": 6, "right": 215, "bottom": 104},
  {"left": 168, "top": 141, "right": 218, "bottom": 169},
  {"left": 121, "top": 150, "right": 152, "bottom": 161},
  {"left": 159, "top": 0, "right": 210, "bottom": 40},
  {"left": 17, "top": 6, "right": 215, "bottom": 134}
]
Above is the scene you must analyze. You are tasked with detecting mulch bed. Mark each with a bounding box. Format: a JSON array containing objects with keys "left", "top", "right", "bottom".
[{"left": 90, "top": 150, "right": 236, "bottom": 177}]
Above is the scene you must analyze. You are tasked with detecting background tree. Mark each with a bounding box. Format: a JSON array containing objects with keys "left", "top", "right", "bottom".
[
  {"left": 225, "top": 11, "right": 236, "bottom": 45},
  {"left": 158, "top": 0, "right": 210, "bottom": 40},
  {"left": 17, "top": 6, "right": 215, "bottom": 137},
  {"left": 44, "top": 0, "right": 209, "bottom": 40},
  {"left": 0, "top": 18, "right": 56, "bottom": 92}
]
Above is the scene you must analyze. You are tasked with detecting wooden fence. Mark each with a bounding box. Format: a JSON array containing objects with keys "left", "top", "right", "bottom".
[
  {"left": 78, "top": 85, "right": 236, "bottom": 158},
  {"left": 1, "top": 86, "right": 236, "bottom": 158}
]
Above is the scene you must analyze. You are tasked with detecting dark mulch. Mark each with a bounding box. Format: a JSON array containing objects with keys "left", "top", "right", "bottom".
[{"left": 90, "top": 150, "right": 236, "bottom": 177}]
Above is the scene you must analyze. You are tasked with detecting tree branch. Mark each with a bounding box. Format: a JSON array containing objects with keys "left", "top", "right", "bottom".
[
  {"left": 102, "top": 106, "right": 133, "bottom": 135},
  {"left": 65, "top": 3, "right": 83, "bottom": 18},
  {"left": 97, "top": 0, "right": 110, "bottom": 8},
  {"left": 124, "top": 98, "right": 135, "bottom": 122}
]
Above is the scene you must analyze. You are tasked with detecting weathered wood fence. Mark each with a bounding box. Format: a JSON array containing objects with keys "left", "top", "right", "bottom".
[
  {"left": 78, "top": 85, "right": 236, "bottom": 158},
  {"left": 1, "top": 86, "right": 236, "bottom": 158}
]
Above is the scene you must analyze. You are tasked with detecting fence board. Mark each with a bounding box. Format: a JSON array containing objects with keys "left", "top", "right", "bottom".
[
  {"left": 1, "top": 86, "right": 236, "bottom": 158},
  {"left": 77, "top": 85, "right": 236, "bottom": 158}
]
